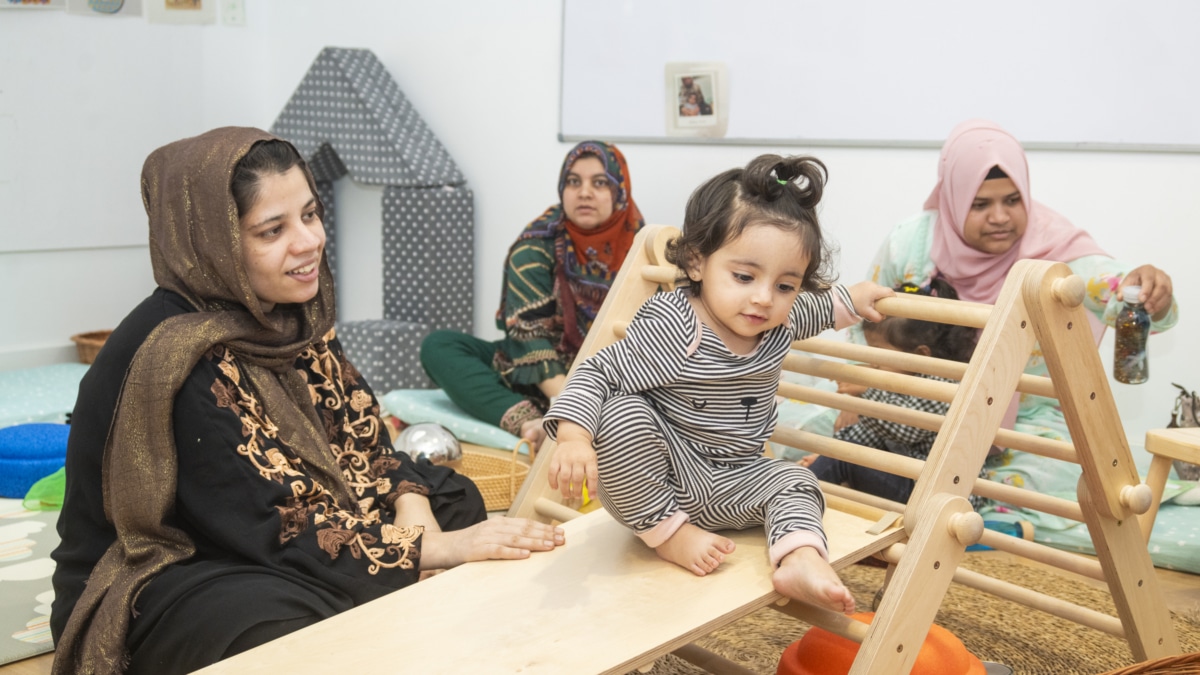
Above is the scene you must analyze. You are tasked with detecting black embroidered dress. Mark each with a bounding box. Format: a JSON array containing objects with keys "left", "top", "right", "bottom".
[{"left": 51, "top": 289, "right": 484, "bottom": 673}]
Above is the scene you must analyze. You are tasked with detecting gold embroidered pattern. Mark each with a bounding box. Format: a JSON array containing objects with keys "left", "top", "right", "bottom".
[{"left": 206, "top": 337, "right": 422, "bottom": 573}]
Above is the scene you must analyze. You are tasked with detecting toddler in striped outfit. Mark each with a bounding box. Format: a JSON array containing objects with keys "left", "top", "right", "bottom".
[{"left": 544, "top": 154, "right": 891, "bottom": 612}]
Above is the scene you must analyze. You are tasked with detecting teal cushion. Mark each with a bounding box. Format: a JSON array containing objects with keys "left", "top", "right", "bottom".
[
  {"left": 380, "top": 389, "right": 525, "bottom": 454},
  {"left": 0, "top": 363, "right": 90, "bottom": 429}
]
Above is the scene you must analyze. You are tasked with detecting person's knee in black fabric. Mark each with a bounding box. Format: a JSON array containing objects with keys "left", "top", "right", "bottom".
[{"left": 222, "top": 615, "right": 322, "bottom": 659}]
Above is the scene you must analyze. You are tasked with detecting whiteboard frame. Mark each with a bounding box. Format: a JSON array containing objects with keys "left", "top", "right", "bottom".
[
  {"left": 557, "top": 0, "right": 1200, "bottom": 154},
  {"left": 556, "top": 133, "right": 1200, "bottom": 154}
]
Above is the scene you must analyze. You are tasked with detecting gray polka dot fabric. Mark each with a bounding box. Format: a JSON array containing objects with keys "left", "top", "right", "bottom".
[
  {"left": 307, "top": 142, "right": 349, "bottom": 184},
  {"left": 270, "top": 47, "right": 476, "bottom": 392},
  {"left": 382, "top": 185, "right": 474, "bottom": 330},
  {"left": 271, "top": 47, "right": 463, "bottom": 187},
  {"left": 314, "top": 179, "right": 337, "bottom": 276},
  {"left": 337, "top": 320, "right": 434, "bottom": 392}
]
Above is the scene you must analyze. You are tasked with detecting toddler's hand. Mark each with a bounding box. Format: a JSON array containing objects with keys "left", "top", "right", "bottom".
[
  {"left": 833, "top": 410, "right": 860, "bottom": 432},
  {"left": 847, "top": 281, "right": 894, "bottom": 323},
  {"left": 548, "top": 439, "right": 599, "bottom": 501}
]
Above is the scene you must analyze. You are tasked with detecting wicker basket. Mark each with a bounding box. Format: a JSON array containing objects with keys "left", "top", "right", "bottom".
[
  {"left": 457, "top": 441, "right": 534, "bottom": 512},
  {"left": 70, "top": 330, "right": 113, "bottom": 364},
  {"left": 1099, "top": 653, "right": 1200, "bottom": 674}
]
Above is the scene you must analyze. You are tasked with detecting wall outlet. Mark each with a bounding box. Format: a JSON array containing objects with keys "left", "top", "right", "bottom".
[{"left": 222, "top": 0, "right": 245, "bottom": 26}]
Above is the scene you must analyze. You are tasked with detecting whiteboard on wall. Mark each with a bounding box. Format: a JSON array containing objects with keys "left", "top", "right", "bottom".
[{"left": 560, "top": 0, "right": 1200, "bottom": 151}]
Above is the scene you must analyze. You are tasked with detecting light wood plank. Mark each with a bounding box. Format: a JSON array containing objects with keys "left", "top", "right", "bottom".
[
  {"left": 1144, "top": 427, "right": 1200, "bottom": 463},
  {"left": 195, "top": 508, "right": 902, "bottom": 675}
]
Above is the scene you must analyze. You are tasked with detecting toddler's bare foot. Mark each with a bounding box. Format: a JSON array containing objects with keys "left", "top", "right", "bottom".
[
  {"left": 655, "top": 523, "right": 736, "bottom": 576},
  {"left": 773, "top": 546, "right": 855, "bottom": 614},
  {"left": 520, "top": 418, "right": 547, "bottom": 453}
]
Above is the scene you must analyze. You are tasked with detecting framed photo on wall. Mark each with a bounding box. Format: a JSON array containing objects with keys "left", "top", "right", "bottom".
[
  {"left": 1, "top": 0, "right": 67, "bottom": 8},
  {"left": 66, "top": 0, "right": 144, "bottom": 16},
  {"left": 145, "top": 0, "right": 213, "bottom": 23},
  {"left": 664, "top": 62, "right": 728, "bottom": 138}
]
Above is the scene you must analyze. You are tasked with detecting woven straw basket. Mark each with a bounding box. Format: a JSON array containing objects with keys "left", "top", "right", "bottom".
[
  {"left": 1100, "top": 653, "right": 1200, "bottom": 674},
  {"left": 70, "top": 330, "right": 113, "bottom": 364},
  {"left": 456, "top": 441, "right": 534, "bottom": 513}
]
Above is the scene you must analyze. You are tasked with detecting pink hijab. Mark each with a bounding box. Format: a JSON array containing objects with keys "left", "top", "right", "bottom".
[{"left": 926, "top": 119, "right": 1107, "bottom": 304}]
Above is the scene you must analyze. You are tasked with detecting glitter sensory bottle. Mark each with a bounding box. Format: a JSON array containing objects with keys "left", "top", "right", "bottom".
[{"left": 1114, "top": 285, "right": 1150, "bottom": 384}]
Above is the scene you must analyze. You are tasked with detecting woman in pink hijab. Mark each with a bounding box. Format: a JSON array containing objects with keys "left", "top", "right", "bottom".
[
  {"left": 847, "top": 118, "right": 1178, "bottom": 510},
  {"left": 923, "top": 119, "right": 1173, "bottom": 315}
]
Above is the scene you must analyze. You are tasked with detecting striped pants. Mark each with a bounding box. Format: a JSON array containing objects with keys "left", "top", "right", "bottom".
[{"left": 592, "top": 395, "right": 827, "bottom": 551}]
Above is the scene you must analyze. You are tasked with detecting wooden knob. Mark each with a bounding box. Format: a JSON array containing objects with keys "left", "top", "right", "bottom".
[
  {"left": 948, "top": 511, "right": 984, "bottom": 547},
  {"left": 1120, "top": 483, "right": 1153, "bottom": 515},
  {"left": 1052, "top": 275, "right": 1085, "bottom": 308}
]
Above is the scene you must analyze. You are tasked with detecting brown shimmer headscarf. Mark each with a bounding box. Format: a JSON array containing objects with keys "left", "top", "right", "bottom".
[{"left": 53, "top": 127, "right": 354, "bottom": 675}]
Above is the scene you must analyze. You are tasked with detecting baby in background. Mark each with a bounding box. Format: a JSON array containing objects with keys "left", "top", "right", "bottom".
[
  {"left": 803, "top": 279, "right": 982, "bottom": 505},
  {"left": 543, "top": 154, "right": 892, "bottom": 613}
]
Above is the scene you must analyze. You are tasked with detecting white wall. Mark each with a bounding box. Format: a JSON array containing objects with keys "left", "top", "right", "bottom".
[{"left": 2, "top": 0, "right": 1197, "bottom": 445}]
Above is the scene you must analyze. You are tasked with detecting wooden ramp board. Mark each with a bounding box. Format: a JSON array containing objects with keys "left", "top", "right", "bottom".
[{"left": 195, "top": 508, "right": 902, "bottom": 675}]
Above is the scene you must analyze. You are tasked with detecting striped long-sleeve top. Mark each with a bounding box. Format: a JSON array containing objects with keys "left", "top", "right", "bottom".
[{"left": 546, "top": 286, "right": 854, "bottom": 459}]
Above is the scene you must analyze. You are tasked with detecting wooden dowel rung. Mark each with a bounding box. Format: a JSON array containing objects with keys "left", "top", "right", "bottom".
[
  {"left": 775, "top": 382, "right": 1077, "bottom": 463},
  {"left": 824, "top": 492, "right": 893, "bottom": 524},
  {"left": 993, "top": 429, "right": 1077, "bottom": 463},
  {"left": 873, "top": 293, "right": 993, "bottom": 328},
  {"left": 776, "top": 382, "right": 941, "bottom": 435},
  {"left": 792, "top": 337, "right": 1057, "bottom": 400},
  {"left": 533, "top": 498, "right": 583, "bottom": 523},
  {"left": 640, "top": 265, "right": 679, "bottom": 285},
  {"left": 773, "top": 427, "right": 1086, "bottom": 522},
  {"left": 879, "top": 544, "right": 1124, "bottom": 636},
  {"left": 821, "top": 485, "right": 1101, "bottom": 580},
  {"left": 771, "top": 602, "right": 869, "bottom": 643},
  {"left": 977, "top": 481, "right": 1084, "bottom": 521},
  {"left": 772, "top": 426, "right": 923, "bottom": 479},
  {"left": 669, "top": 644, "right": 759, "bottom": 675},
  {"left": 953, "top": 567, "right": 1124, "bottom": 637},
  {"left": 976, "top": 531, "right": 1106, "bottom": 581},
  {"left": 820, "top": 482, "right": 907, "bottom": 515},
  {"left": 784, "top": 354, "right": 959, "bottom": 403}
]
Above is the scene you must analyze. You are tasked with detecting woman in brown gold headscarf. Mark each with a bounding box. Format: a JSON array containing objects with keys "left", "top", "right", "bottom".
[{"left": 49, "top": 127, "right": 564, "bottom": 675}]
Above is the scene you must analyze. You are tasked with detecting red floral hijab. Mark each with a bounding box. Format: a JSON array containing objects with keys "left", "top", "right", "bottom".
[{"left": 499, "top": 141, "right": 644, "bottom": 353}]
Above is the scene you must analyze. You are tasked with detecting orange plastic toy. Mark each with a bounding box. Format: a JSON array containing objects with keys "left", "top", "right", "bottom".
[{"left": 778, "top": 612, "right": 986, "bottom": 675}]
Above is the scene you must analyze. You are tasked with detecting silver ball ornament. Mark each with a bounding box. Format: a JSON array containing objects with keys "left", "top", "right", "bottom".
[{"left": 397, "top": 423, "right": 463, "bottom": 466}]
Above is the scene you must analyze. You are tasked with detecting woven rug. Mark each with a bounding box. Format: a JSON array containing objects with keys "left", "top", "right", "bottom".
[
  {"left": 643, "top": 553, "right": 1200, "bottom": 675},
  {"left": 0, "top": 498, "right": 57, "bottom": 667}
]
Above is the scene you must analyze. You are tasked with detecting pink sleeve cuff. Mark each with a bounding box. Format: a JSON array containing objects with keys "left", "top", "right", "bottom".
[
  {"left": 769, "top": 530, "right": 829, "bottom": 567},
  {"left": 832, "top": 292, "right": 862, "bottom": 331}
]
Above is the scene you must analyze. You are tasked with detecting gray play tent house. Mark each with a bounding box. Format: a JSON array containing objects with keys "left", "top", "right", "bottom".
[{"left": 270, "top": 47, "right": 474, "bottom": 393}]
